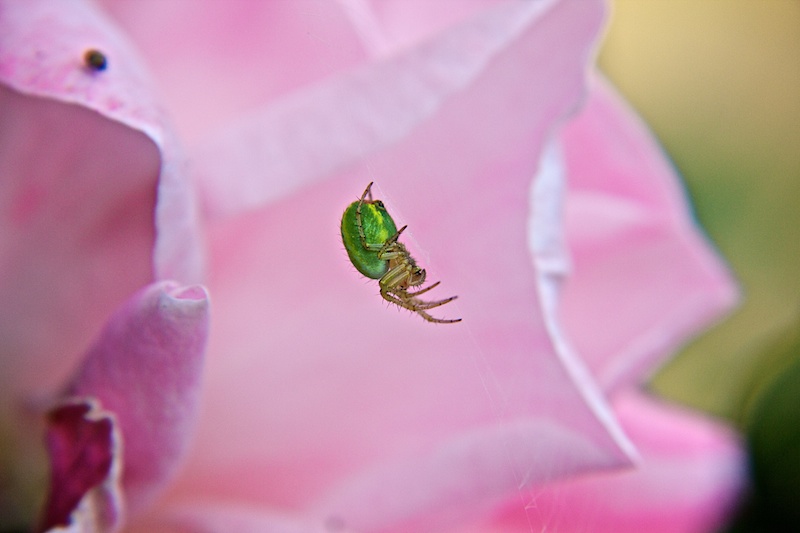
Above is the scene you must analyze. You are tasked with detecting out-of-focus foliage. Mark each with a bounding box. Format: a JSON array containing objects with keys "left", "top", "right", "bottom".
[
  {"left": 724, "top": 315, "right": 800, "bottom": 532},
  {"left": 599, "top": 0, "right": 800, "bottom": 420}
]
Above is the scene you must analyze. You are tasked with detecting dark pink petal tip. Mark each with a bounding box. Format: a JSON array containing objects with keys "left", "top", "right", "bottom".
[
  {"left": 66, "top": 281, "right": 210, "bottom": 518},
  {"left": 39, "top": 398, "right": 123, "bottom": 533}
]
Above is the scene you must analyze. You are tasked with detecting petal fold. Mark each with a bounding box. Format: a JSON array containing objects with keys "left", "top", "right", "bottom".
[
  {"left": 473, "top": 392, "right": 746, "bottom": 533},
  {"left": 65, "top": 281, "right": 209, "bottom": 518},
  {"left": 0, "top": 83, "right": 157, "bottom": 400},
  {"left": 97, "top": 0, "right": 368, "bottom": 143},
  {"left": 191, "top": 0, "right": 592, "bottom": 218},
  {"left": 559, "top": 77, "right": 739, "bottom": 390}
]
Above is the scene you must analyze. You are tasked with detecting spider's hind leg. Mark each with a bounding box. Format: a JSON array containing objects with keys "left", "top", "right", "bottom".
[
  {"left": 380, "top": 287, "right": 461, "bottom": 323},
  {"left": 416, "top": 310, "right": 462, "bottom": 324}
]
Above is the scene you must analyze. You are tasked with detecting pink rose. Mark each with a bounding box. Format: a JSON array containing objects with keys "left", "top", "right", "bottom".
[{"left": 0, "top": 1, "right": 745, "bottom": 532}]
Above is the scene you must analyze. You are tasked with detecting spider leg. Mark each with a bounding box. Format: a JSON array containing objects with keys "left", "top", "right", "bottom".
[
  {"left": 355, "top": 195, "right": 370, "bottom": 249},
  {"left": 415, "top": 310, "right": 462, "bottom": 324},
  {"left": 384, "top": 277, "right": 456, "bottom": 309},
  {"left": 380, "top": 285, "right": 461, "bottom": 322},
  {"left": 355, "top": 182, "right": 387, "bottom": 251},
  {"left": 376, "top": 224, "right": 408, "bottom": 261},
  {"left": 407, "top": 294, "right": 459, "bottom": 310},
  {"left": 390, "top": 225, "right": 407, "bottom": 242},
  {"left": 378, "top": 259, "right": 413, "bottom": 288},
  {"left": 376, "top": 247, "right": 403, "bottom": 262},
  {"left": 406, "top": 281, "right": 440, "bottom": 297}
]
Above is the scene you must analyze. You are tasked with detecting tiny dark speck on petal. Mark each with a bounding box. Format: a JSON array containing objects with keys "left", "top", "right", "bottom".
[{"left": 84, "top": 49, "right": 108, "bottom": 71}]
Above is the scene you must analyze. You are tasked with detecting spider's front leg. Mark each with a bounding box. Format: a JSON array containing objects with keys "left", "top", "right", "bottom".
[
  {"left": 376, "top": 226, "right": 407, "bottom": 259},
  {"left": 354, "top": 182, "right": 398, "bottom": 252}
]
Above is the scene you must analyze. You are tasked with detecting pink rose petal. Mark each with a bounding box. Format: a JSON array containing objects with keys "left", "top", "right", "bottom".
[
  {"left": 65, "top": 281, "right": 209, "bottom": 518},
  {"left": 0, "top": 0, "right": 207, "bottom": 402},
  {"left": 0, "top": 0, "right": 205, "bottom": 285},
  {"left": 559, "top": 78, "right": 739, "bottom": 390},
  {"left": 0, "top": 83, "right": 156, "bottom": 398},
  {"left": 98, "top": 0, "right": 368, "bottom": 144},
  {"left": 468, "top": 392, "right": 746, "bottom": 533},
  {"left": 133, "top": 503, "right": 359, "bottom": 533},
  {"left": 39, "top": 398, "right": 122, "bottom": 533},
  {"left": 341, "top": 0, "right": 505, "bottom": 56},
  {"left": 189, "top": 0, "right": 597, "bottom": 218}
]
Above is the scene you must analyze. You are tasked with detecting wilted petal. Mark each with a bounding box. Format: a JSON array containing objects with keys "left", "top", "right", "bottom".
[
  {"left": 65, "top": 282, "right": 209, "bottom": 518},
  {"left": 169, "top": 1, "right": 634, "bottom": 530},
  {"left": 470, "top": 392, "right": 746, "bottom": 533},
  {"left": 559, "top": 78, "right": 739, "bottom": 390},
  {"left": 39, "top": 398, "right": 122, "bottom": 533}
]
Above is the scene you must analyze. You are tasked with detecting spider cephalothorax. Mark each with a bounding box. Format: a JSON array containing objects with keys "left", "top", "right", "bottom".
[{"left": 341, "top": 182, "right": 461, "bottom": 324}]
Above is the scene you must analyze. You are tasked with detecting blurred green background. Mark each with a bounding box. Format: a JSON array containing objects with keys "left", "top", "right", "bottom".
[
  {"left": 599, "top": 0, "right": 800, "bottom": 420},
  {"left": 599, "top": 2, "right": 800, "bottom": 529}
]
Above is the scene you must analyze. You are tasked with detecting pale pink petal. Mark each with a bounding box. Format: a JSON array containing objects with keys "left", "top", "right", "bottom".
[
  {"left": 341, "top": 0, "right": 504, "bottom": 56},
  {"left": 559, "top": 77, "right": 739, "bottom": 391},
  {"left": 189, "top": 1, "right": 608, "bottom": 219},
  {"left": 97, "top": 0, "right": 369, "bottom": 144},
  {"left": 97, "top": 0, "right": 509, "bottom": 145},
  {"left": 166, "top": 1, "right": 634, "bottom": 531},
  {"left": 0, "top": 0, "right": 205, "bottom": 399},
  {"left": 39, "top": 398, "right": 123, "bottom": 533},
  {"left": 0, "top": 83, "right": 155, "bottom": 399},
  {"left": 0, "top": 0, "right": 205, "bottom": 286},
  {"left": 466, "top": 392, "right": 746, "bottom": 533},
  {"left": 65, "top": 282, "right": 209, "bottom": 519},
  {"left": 190, "top": 0, "right": 602, "bottom": 218}
]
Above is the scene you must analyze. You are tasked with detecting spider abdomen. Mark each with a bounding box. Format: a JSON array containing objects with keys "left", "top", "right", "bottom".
[{"left": 341, "top": 197, "right": 397, "bottom": 279}]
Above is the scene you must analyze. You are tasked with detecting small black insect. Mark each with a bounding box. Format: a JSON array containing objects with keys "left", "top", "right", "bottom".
[{"left": 83, "top": 49, "right": 107, "bottom": 71}]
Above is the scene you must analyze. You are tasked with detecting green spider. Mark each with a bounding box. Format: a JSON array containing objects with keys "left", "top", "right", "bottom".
[{"left": 341, "top": 182, "right": 461, "bottom": 324}]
